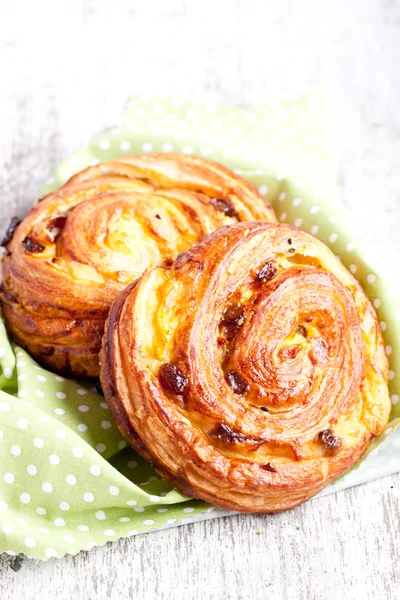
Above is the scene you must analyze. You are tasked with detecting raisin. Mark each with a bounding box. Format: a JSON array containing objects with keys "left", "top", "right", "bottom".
[
  {"left": 46, "top": 216, "right": 66, "bottom": 241},
  {"left": 155, "top": 214, "right": 161, "bottom": 219},
  {"left": 22, "top": 236, "right": 45, "bottom": 253},
  {"left": 1, "top": 217, "right": 21, "bottom": 246},
  {"left": 256, "top": 262, "right": 277, "bottom": 283},
  {"left": 225, "top": 370, "right": 249, "bottom": 395},
  {"left": 296, "top": 325, "right": 307, "bottom": 337},
  {"left": 288, "top": 238, "right": 292, "bottom": 245},
  {"left": 221, "top": 305, "right": 246, "bottom": 340},
  {"left": 305, "top": 316, "right": 313, "bottom": 323},
  {"left": 211, "top": 423, "right": 248, "bottom": 444},
  {"left": 288, "top": 247, "right": 295, "bottom": 253},
  {"left": 260, "top": 406, "right": 269, "bottom": 412},
  {"left": 260, "top": 463, "right": 277, "bottom": 472},
  {"left": 210, "top": 197, "right": 238, "bottom": 218},
  {"left": 317, "top": 429, "right": 342, "bottom": 454},
  {"left": 159, "top": 362, "right": 188, "bottom": 394}
]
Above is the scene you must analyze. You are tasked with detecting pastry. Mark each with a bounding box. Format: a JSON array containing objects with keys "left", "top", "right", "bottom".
[
  {"left": 100, "top": 222, "right": 391, "bottom": 512},
  {"left": 0, "top": 154, "right": 276, "bottom": 376}
]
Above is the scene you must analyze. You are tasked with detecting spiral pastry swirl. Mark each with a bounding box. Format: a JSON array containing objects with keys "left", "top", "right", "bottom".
[
  {"left": 101, "top": 222, "right": 390, "bottom": 512},
  {"left": 0, "top": 154, "right": 275, "bottom": 376}
]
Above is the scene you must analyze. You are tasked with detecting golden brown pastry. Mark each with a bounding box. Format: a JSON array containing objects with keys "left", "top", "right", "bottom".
[
  {"left": 100, "top": 222, "right": 391, "bottom": 513},
  {"left": 0, "top": 154, "right": 276, "bottom": 377}
]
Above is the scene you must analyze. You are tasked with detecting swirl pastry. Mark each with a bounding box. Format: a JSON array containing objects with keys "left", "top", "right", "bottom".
[
  {"left": 0, "top": 154, "right": 275, "bottom": 377},
  {"left": 101, "top": 222, "right": 391, "bottom": 512}
]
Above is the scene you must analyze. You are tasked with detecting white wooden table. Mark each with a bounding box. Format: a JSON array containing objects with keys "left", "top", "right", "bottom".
[{"left": 1, "top": 1, "right": 400, "bottom": 598}]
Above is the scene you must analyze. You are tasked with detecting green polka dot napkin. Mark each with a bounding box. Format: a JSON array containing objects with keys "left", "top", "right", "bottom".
[{"left": 1, "top": 90, "right": 399, "bottom": 560}]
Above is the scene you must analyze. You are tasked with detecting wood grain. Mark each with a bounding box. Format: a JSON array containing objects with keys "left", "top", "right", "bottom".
[{"left": 1, "top": 0, "right": 400, "bottom": 598}]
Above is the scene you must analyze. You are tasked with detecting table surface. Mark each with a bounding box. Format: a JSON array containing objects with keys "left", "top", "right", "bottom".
[{"left": 1, "top": 1, "right": 400, "bottom": 598}]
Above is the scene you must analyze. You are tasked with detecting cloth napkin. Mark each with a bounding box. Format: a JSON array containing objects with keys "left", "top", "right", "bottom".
[{"left": 1, "top": 90, "right": 399, "bottom": 560}]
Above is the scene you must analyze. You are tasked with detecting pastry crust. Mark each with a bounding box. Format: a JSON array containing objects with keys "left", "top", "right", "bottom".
[
  {"left": 100, "top": 222, "right": 391, "bottom": 513},
  {"left": 0, "top": 154, "right": 275, "bottom": 376}
]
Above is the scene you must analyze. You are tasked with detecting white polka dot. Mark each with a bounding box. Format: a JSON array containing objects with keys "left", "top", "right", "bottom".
[
  {"left": 142, "top": 142, "right": 153, "bottom": 152},
  {"left": 37, "top": 375, "right": 46, "bottom": 382},
  {"left": 109, "top": 486, "right": 119, "bottom": 496},
  {"left": 90, "top": 465, "right": 101, "bottom": 476},
  {"left": 388, "top": 371, "right": 395, "bottom": 380},
  {"left": 349, "top": 264, "right": 357, "bottom": 274},
  {"left": 39, "top": 528, "right": 50, "bottom": 534},
  {"left": 59, "top": 501, "right": 70, "bottom": 511},
  {"left": 17, "top": 517, "right": 28, "bottom": 526},
  {"left": 162, "top": 142, "right": 173, "bottom": 152},
  {"left": 143, "top": 520, "right": 155, "bottom": 526},
  {"left": 39, "top": 413, "right": 49, "bottom": 423},
  {"left": 64, "top": 535, "right": 75, "bottom": 544},
  {"left": 101, "top": 421, "right": 112, "bottom": 429},
  {"left": 54, "top": 517, "right": 65, "bottom": 527},
  {"left": 20, "top": 493, "right": 30, "bottom": 504},
  {"left": 49, "top": 454, "right": 60, "bottom": 465},
  {"left": 55, "top": 375, "right": 64, "bottom": 382},
  {"left": 157, "top": 508, "right": 168, "bottom": 513},
  {"left": 96, "top": 510, "right": 106, "bottom": 520},
  {"left": 3, "top": 367, "right": 12, "bottom": 379},
  {"left": 27, "top": 465, "right": 37, "bottom": 476},
  {"left": 119, "top": 517, "right": 130, "bottom": 523},
  {"left": 66, "top": 474, "right": 77, "bottom": 485},
  {"left": 18, "top": 390, "right": 27, "bottom": 398},
  {"left": 346, "top": 242, "right": 356, "bottom": 251},
  {"left": 367, "top": 274, "right": 376, "bottom": 284},
  {"left": 98, "top": 139, "right": 110, "bottom": 150},
  {"left": 56, "top": 392, "right": 66, "bottom": 399},
  {"left": 310, "top": 205, "right": 320, "bottom": 214},
  {"left": 183, "top": 507, "right": 195, "bottom": 513},
  {"left": 46, "top": 547, "right": 57, "bottom": 558},
  {"left": 16, "top": 360, "right": 25, "bottom": 367},
  {"left": 2, "top": 524, "right": 13, "bottom": 534},
  {"left": 278, "top": 192, "right": 286, "bottom": 202},
  {"left": 328, "top": 233, "right": 338, "bottom": 243},
  {"left": 279, "top": 212, "right": 287, "bottom": 222},
  {"left": 78, "top": 405, "right": 89, "bottom": 412},
  {"left": 4, "top": 473, "right": 14, "bottom": 484},
  {"left": 96, "top": 443, "right": 106, "bottom": 453},
  {"left": 374, "top": 299, "right": 381, "bottom": 309},
  {"left": 83, "top": 492, "right": 94, "bottom": 503},
  {"left": 87, "top": 541, "right": 97, "bottom": 550},
  {"left": 78, "top": 525, "right": 89, "bottom": 531},
  {"left": 200, "top": 147, "right": 212, "bottom": 156},
  {"left": 104, "top": 529, "right": 116, "bottom": 537},
  {"left": 18, "top": 373, "right": 26, "bottom": 381},
  {"left": 17, "top": 418, "right": 28, "bottom": 429},
  {"left": 77, "top": 389, "right": 87, "bottom": 396},
  {"left": 11, "top": 445, "right": 21, "bottom": 456},
  {"left": 127, "top": 499, "right": 137, "bottom": 506},
  {"left": 292, "top": 198, "right": 302, "bottom": 207},
  {"left": 55, "top": 429, "right": 67, "bottom": 439},
  {"left": 33, "top": 438, "right": 44, "bottom": 448},
  {"left": 258, "top": 185, "right": 268, "bottom": 196},
  {"left": 0, "top": 401, "right": 10, "bottom": 412},
  {"left": 36, "top": 507, "right": 47, "bottom": 515},
  {"left": 182, "top": 145, "right": 193, "bottom": 154},
  {"left": 134, "top": 506, "right": 144, "bottom": 512},
  {"left": 36, "top": 389, "right": 44, "bottom": 398},
  {"left": 127, "top": 460, "right": 138, "bottom": 469},
  {"left": 24, "top": 537, "right": 36, "bottom": 548},
  {"left": 380, "top": 321, "right": 387, "bottom": 332},
  {"left": 120, "top": 140, "right": 131, "bottom": 151},
  {"left": 391, "top": 395, "right": 399, "bottom": 405},
  {"left": 55, "top": 408, "right": 65, "bottom": 416},
  {"left": 0, "top": 500, "right": 8, "bottom": 512},
  {"left": 149, "top": 495, "right": 160, "bottom": 503},
  {"left": 77, "top": 424, "right": 88, "bottom": 432},
  {"left": 72, "top": 448, "right": 84, "bottom": 460},
  {"left": 42, "top": 482, "right": 53, "bottom": 493},
  {"left": 294, "top": 218, "right": 302, "bottom": 228}
]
